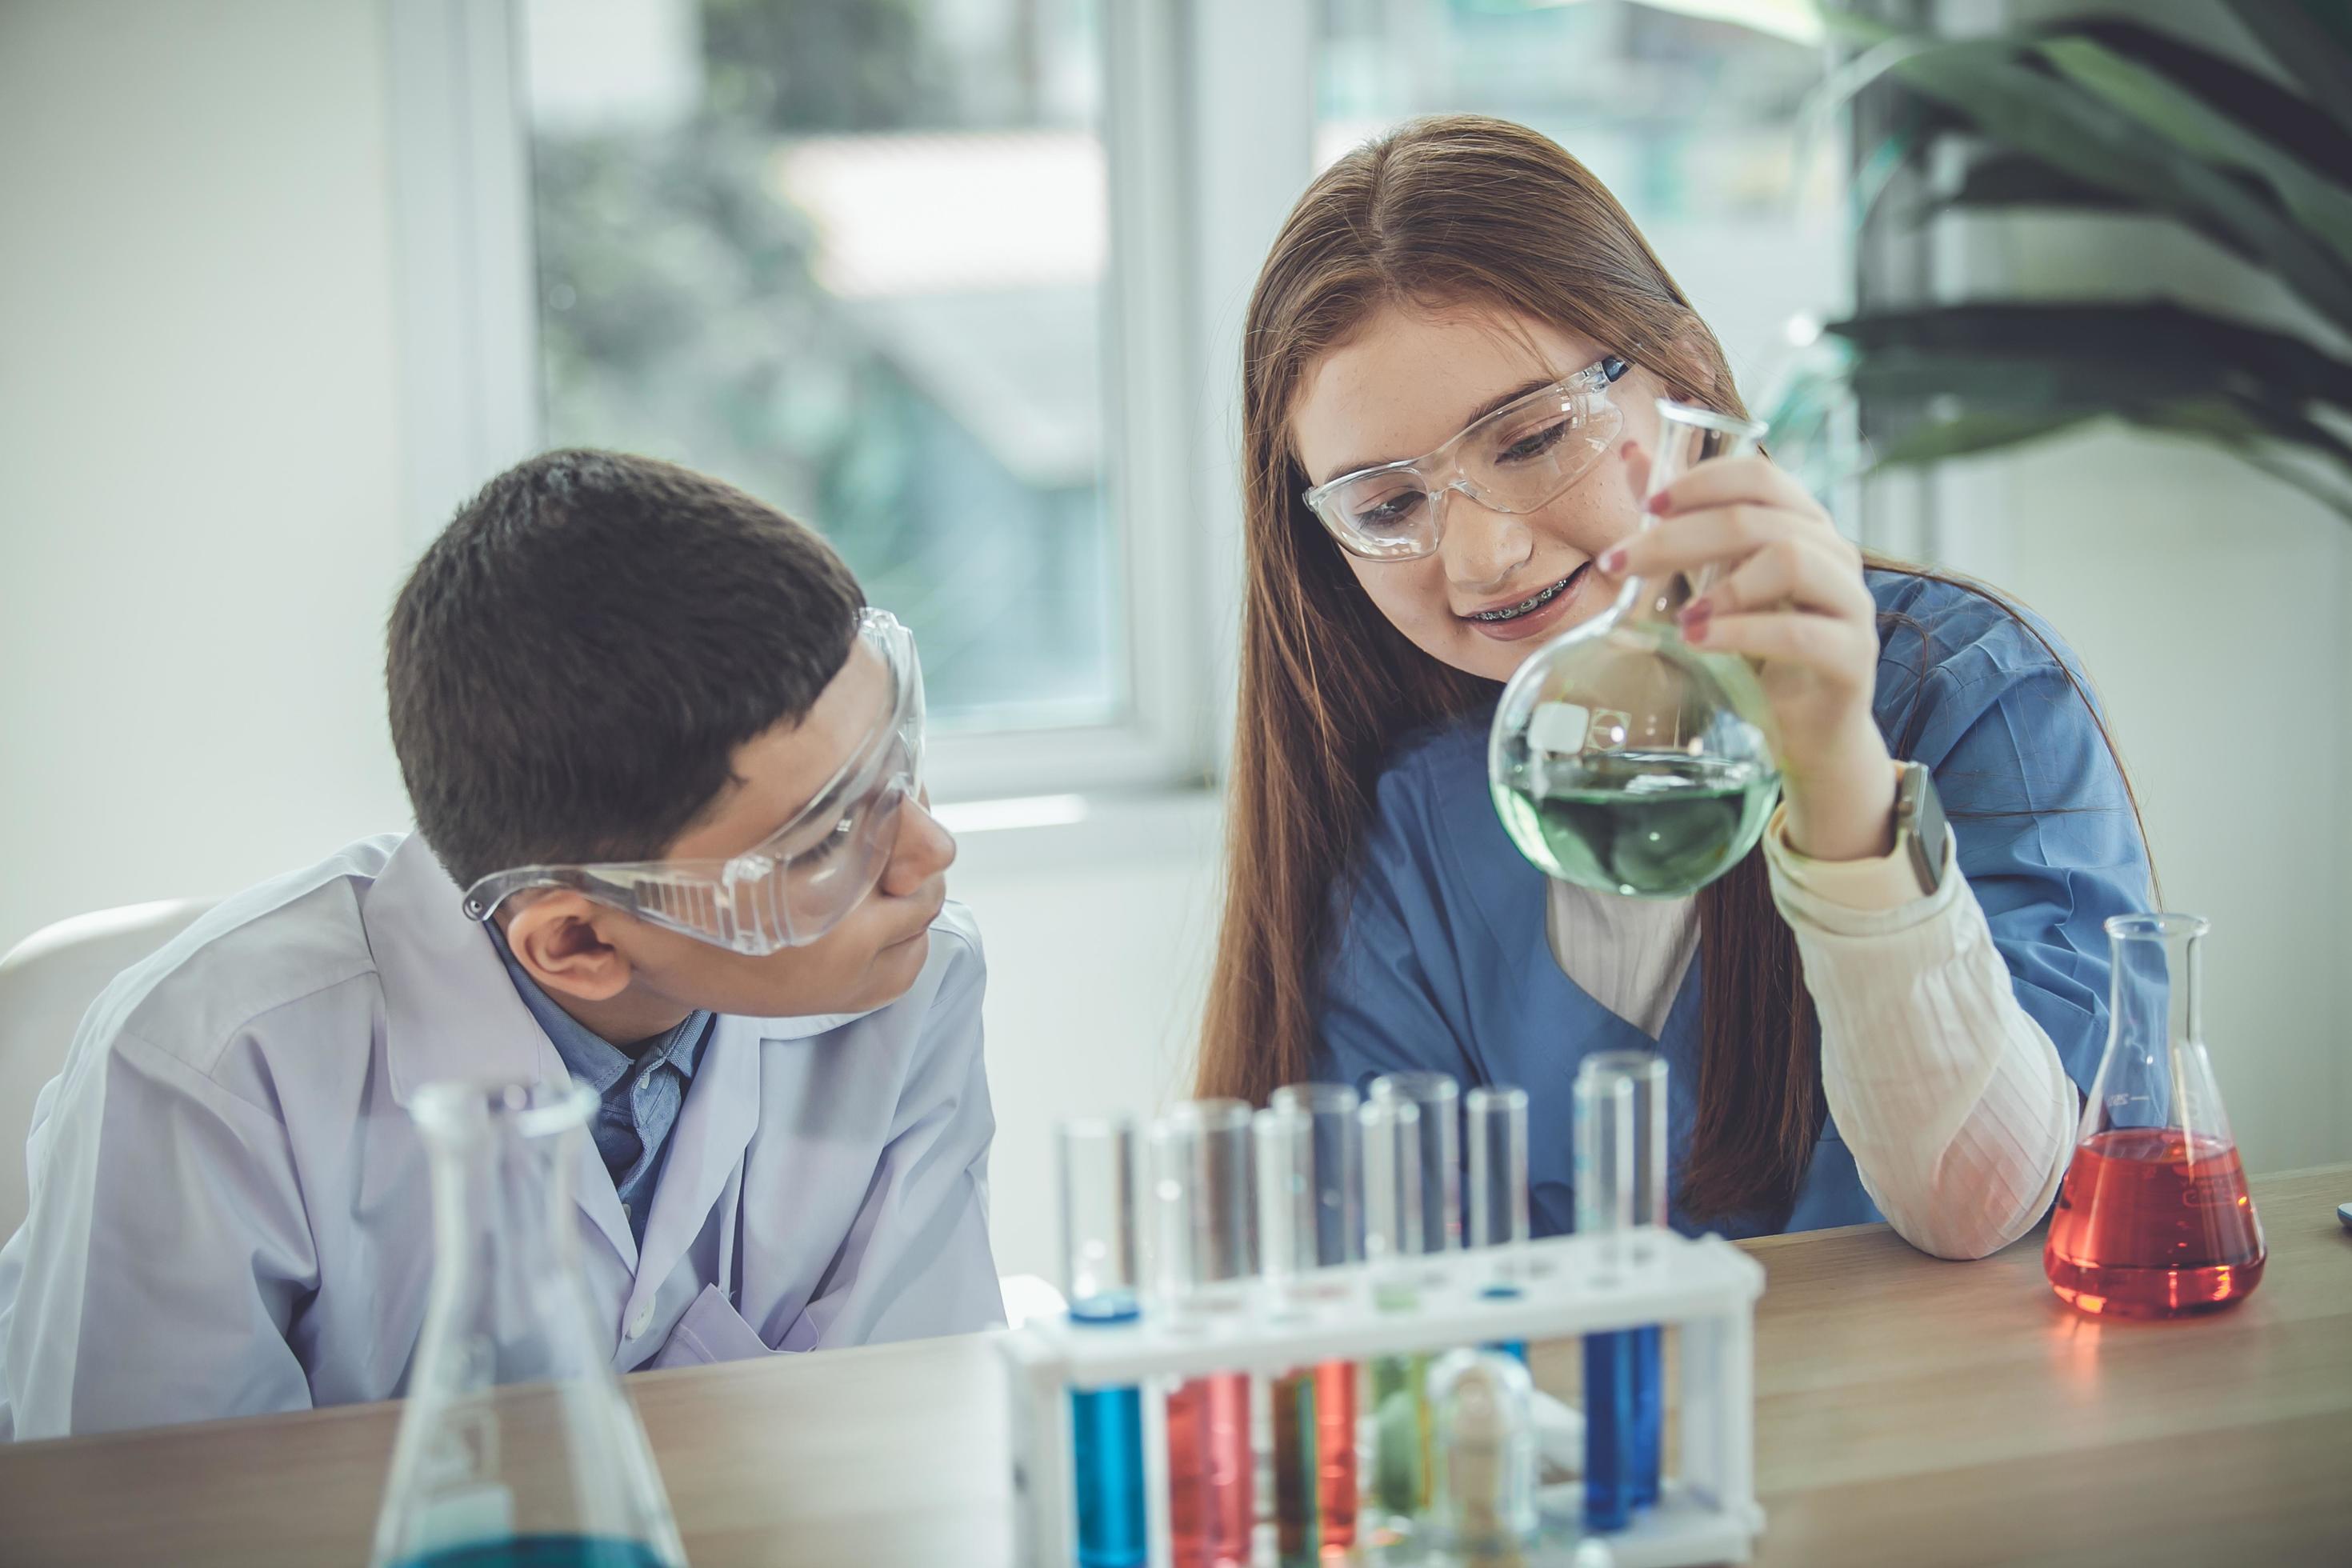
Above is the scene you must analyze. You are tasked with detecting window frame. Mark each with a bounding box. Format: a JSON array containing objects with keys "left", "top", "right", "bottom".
[{"left": 388, "top": 0, "right": 1298, "bottom": 802}]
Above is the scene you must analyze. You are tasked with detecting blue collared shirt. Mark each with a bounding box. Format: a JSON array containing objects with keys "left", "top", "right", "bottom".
[
  {"left": 488, "top": 926, "right": 713, "bottom": 1247},
  {"left": 1314, "top": 570, "right": 2153, "bottom": 1240}
]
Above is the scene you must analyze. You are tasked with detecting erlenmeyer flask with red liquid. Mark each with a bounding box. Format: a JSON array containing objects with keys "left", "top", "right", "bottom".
[{"left": 2045, "top": 913, "right": 2266, "bottom": 1318}]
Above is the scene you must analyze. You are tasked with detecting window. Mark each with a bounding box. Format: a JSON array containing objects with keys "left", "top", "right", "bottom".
[
  {"left": 522, "top": 0, "right": 1118, "bottom": 737},
  {"left": 1315, "top": 0, "right": 1839, "bottom": 397}
]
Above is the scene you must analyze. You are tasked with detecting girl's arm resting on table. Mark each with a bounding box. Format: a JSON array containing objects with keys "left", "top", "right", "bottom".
[
  {"left": 1767, "top": 646, "right": 2148, "bottom": 1261},
  {"left": 1767, "top": 822, "right": 2076, "bottom": 1260}
]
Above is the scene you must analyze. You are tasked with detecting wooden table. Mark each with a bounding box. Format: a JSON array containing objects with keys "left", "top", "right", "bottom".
[{"left": 5, "top": 1166, "right": 2346, "bottom": 1566}]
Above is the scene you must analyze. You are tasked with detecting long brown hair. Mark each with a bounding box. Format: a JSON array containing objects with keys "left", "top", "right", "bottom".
[{"left": 1196, "top": 114, "right": 2137, "bottom": 1222}]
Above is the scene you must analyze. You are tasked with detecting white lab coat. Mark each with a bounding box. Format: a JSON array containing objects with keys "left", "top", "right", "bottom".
[{"left": 0, "top": 833, "right": 1004, "bottom": 1440}]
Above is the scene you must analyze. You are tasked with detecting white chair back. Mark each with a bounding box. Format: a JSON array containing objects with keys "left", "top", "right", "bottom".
[{"left": 0, "top": 900, "right": 213, "bottom": 1238}]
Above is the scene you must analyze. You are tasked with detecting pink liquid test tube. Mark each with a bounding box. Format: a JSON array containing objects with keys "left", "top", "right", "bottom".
[
  {"left": 1259, "top": 1085, "right": 1366, "bottom": 1563},
  {"left": 1147, "top": 1100, "right": 1259, "bottom": 1568}
]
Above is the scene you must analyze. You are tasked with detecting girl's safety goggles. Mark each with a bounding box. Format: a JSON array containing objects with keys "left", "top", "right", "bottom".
[
  {"left": 459, "top": 607, "right": 926, "bottom": 955},
  {"left": 1302, "top": 355, "right": 1630, "bottom": 562}
]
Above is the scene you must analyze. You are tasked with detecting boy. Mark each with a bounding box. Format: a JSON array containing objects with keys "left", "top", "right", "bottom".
[{"left": 0, "top": 450, "right": 1001, "bottom": 1439}]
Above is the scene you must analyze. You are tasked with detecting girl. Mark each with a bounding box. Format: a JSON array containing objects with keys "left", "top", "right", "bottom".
[{"left": 1198, "top": 115, "right": 2150, "bottom": 1258}]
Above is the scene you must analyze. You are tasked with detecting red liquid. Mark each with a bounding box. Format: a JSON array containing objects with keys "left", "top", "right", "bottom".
[
  {"left": 2044, "top": 1130, "right": 2266, "bottom": 1319},
  {"left": 1167, "top": 1372, "right": 1253, "bottom": 1568},
  {"left": 1312, "top": 1361, "right": 1358, "bottom": 1556}
]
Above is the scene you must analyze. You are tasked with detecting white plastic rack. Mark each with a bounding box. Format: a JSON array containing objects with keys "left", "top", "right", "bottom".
[{"left": 998, "top": 1227, "right": 1766, "bottom": 1567}]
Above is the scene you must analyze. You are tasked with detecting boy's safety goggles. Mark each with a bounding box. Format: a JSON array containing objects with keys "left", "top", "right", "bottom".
[
  {"left": 1302, "top": 355, "right": 1630, "bottom": 562},
  {"left": 460, "top": 607, "right": 926, "bottom": 955}
]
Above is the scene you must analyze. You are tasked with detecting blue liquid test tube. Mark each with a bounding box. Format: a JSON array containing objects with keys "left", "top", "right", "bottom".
[
  {"left": 1576, "top": 1050, "right": 1668, "bottom": 1531},
  {"left": 1058, "top": 1117, "right": 1146, "bottom": 1568},
  {"left": 1466, "top": 1085, "right": 1532, "bottom": 1364}
]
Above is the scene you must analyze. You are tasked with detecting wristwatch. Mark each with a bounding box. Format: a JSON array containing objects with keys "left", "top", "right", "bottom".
[{"left": 1894, "top": 759, "right": 1949, "bottom": 896}]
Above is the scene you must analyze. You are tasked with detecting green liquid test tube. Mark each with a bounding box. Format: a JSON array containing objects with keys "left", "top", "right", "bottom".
[{"left": 1362, "top": 1071, "right": 1462, "bottom": 1541}]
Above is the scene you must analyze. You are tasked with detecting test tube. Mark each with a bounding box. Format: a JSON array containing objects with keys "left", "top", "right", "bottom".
[
  {"left": 1370, "top": 1072, "right": 1462, "bottom": 1266},
  {"left": 1466, "top": 1084, "right": 1532, "bottom": 1363},
  {"left": 1576, "top": 1050, "right": 1668, "bottom": 1532},
  {"left": 1261, "top": 1085, "right": 1363, "bottom": 1565},
  {"left": 1360, "top": 1092, "right": 1424, "bottom": 1302},
  {"left": 1425, "top": 1347, "right": 1538, "bottom": 1557},
  {"left": 1364, "top": 1067, "right": 1449, "bottom": 1532},
  {"left": 1358, "top": 1090, "right": 1426, "bottom": 1541},
  {"left": 1146, "top": 1100, "right": 1257, "bottom": 1568},
  {"left": 1058, "top": 1118, "right": 1146, "bottom": 1568}
]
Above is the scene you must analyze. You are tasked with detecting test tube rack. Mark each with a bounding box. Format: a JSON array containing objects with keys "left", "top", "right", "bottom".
[{"left": 998, "top": 1226, "right": 1766, "bottom": 1568}]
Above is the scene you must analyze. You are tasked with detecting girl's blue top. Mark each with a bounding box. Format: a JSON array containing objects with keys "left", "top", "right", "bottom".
[{"left": 1311, "top": 570, "right": 2152, "bottom": 1240}]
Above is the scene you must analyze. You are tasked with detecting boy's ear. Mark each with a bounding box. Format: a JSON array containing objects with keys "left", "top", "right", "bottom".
[{"left": 505, "top": 894, "right": 634, "bottom": 1004}]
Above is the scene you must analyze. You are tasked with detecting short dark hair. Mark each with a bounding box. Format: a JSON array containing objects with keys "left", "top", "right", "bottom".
[{"left": 387, "top": 449, "right": 864, "bottom": 889}]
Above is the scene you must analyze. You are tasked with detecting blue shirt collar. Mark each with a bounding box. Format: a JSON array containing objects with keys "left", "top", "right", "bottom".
[{"left": 483, "top": 922, "right": 709, "bottom": 1092}]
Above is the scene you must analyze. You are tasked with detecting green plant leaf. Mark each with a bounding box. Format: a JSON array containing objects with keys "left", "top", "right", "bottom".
[
  {"left": 1874, "top": 404, "right": 2352, "bottom": 522},
  {"left": 1765, "top": 299, "right": 2352, "bottom": 526},
  {"left": 2058, "top": 18, "right": 2352, "bottom": 177},
  {"left": 2225, "top": 0, "right": 2352, "bottom": 141},
  {"left": 2038, "top": 37, "right": 2352, "bottom": 276},
  {"left": 1818, "top": 300, "right": 2352, "bottom": 409},
  {"left": 1893, "top": 46, "right": 2352, "bottom": 332},
  {"left": 1812, "top": 17, "right": 2352, "bottom": 334},
  {"left": 1870, "top": 407, "right": 2104, "bottom": 465},
  {"left": 1934, "top": 153, "right": 2142, "bottom": 215}
]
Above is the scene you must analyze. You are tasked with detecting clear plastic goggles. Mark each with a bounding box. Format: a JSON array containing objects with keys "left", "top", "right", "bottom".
[
  {"left": 1302, "top": 355, "right": 1630, "bottom": 562},
  {"left": 459, "top": 607, "right": 926, "bottom": 955}
]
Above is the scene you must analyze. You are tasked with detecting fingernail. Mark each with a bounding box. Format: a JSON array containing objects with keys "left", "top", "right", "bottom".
[
  {"left": 1646, "top": 490, "right": 1672, "bottom": 514},
  {"left": 1598, "top": 545, "right": 1628, "bottom": 574},
  {"left": 1684, "top": 612, "right": 1712, "bottom": 645},
  {"left": 1680, "top": 597, "right": 1711, "bottom": 626}
]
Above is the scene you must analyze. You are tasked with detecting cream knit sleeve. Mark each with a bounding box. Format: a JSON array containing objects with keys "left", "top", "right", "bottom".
[{"left": 1763, "top": 810, "right": 2078, "bottom": 1261}]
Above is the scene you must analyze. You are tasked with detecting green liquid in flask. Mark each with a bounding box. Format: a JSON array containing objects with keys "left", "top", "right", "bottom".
[{"left": 1493, "top": 750, "right": 1778, "bottom": 899}]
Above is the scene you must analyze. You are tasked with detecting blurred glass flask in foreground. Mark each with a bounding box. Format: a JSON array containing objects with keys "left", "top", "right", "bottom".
[{"left": 371, "top": 1082, "right": 686, "bottom": 1568}]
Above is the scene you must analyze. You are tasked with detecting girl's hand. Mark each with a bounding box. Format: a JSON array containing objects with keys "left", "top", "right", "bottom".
[{"left": 1600, "top": 444, "right": 1896, "bottom": 863}]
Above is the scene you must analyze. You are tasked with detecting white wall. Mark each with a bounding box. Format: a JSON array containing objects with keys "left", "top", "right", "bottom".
[
  {"left": 1941, "top": 433, "right": 2351, "bottom": 1175},
  {"left": 0, "top": 0, "right": 415, "bottom": 954},
  {"left": 950, "top": 797, "right": 1222, "bottom": 1283}
]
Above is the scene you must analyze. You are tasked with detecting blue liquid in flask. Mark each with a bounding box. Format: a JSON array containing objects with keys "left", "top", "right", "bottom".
[{"left": 390, "top": 1538, "right": 670, "bottom": 1568}]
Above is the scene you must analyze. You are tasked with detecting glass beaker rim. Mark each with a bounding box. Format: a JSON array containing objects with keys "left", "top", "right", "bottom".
[
  {"left": 409, "top": 1078, "right": 598, "bottom": 1142},
  {"left": 2105, "top": 911, "right": 2210, "bottom": 941},
  {"left": 1368, "top": 1070, "right": 1461, "bottom": 1107},
  {"left": 1057, "top": 1114, "right": 1136, "bottom": 1142},
  {"left": 1654, "top": 398, "right": 1770, "bottom": 441},
  {"left": 1466, "top": 1083, "right": 1531, "bottom": 1112},
  {"left": 1576, "top": 1049, "right": 1669, "bottom": 1086},
  {"left": 1153, "top": 1097, "right": 1254, "bottom": 1136},
  {"left": 1269, "top": 1082, "right": 1362, "bottom": 1116}
]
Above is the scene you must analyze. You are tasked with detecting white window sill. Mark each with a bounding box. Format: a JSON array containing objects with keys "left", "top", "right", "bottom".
[{"left": 935, "top": 785, "right": 1223, "bottom": 880}]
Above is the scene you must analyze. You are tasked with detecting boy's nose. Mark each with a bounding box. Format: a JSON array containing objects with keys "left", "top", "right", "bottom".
[{"left": 879, "top": 795, "right": 956, "bottom": 895}]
